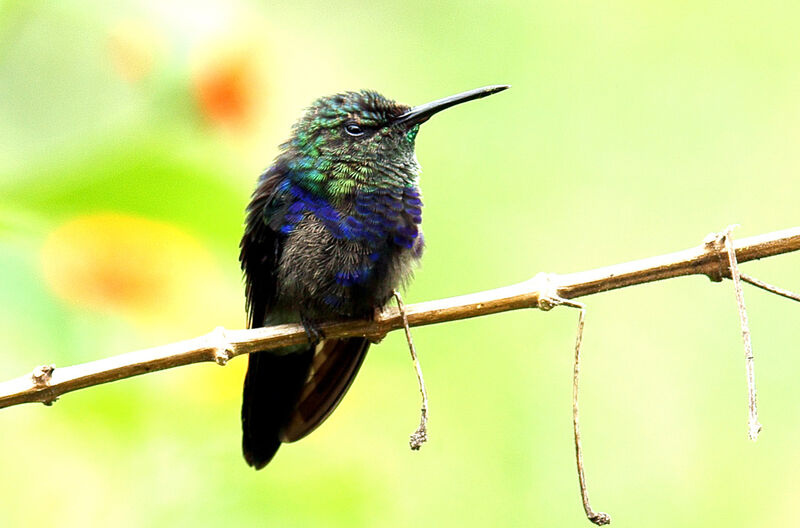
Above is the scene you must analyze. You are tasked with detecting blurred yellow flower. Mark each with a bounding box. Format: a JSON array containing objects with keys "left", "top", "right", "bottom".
[{"left": 40, "top": 213, "right": 229, "bottom": 327}]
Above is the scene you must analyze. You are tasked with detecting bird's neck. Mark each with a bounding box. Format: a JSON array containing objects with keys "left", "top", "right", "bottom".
[{"left": 285, "top": 154, "right": 420, "bottom": 209}]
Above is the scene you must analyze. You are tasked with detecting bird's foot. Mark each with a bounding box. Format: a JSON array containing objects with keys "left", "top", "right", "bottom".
[
  {"left": 366, "top": 305, "right": 389, "bottom": 344},
  {"left": 300, "top": 317, "right": 325, "bottom": 346}
]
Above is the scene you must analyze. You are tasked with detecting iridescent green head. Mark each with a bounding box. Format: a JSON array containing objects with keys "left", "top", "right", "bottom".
[{"left": 282, "top": 85, "right": 510, "bottom": 195}]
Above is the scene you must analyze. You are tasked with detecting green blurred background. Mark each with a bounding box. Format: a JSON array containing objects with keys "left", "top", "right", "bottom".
[{"left": 1, "top": 0, "right": 799, "bottom": 526}]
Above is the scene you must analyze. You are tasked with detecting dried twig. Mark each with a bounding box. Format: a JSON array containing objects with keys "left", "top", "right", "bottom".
[
  {"left": 716, "top": 226, "right": 762, "bottom": 440},
  {"left": 539, "top": 291, "right": 611, "bottom": 525},
  {"left": 1, "top": 225, "right": 800, "bottom": 411},
  {"left": 393, "top": 290, "right": 429, "bottom": 450},
  {"left": 740, "top": 273, "right": 800, "bottom": 303},
  {"left": 568, "top": 300, "right": 611, "bottom": 526}
]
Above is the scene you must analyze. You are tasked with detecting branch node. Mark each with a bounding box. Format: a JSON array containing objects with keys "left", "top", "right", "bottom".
[
  {"left": 531, "top": 272, "right": 562, "bottom": 311},
  {"left": 703, "top": 226, "right": 740, "bottom": 282},
  {"left": 31, "top": 364, "right": 57, "bottom": 406},
  {"left": 31, "top": 364, "right": 54, "bottom": 387},
  {"left": 209, "top": 327, "right": 234, "bottom": 366}
]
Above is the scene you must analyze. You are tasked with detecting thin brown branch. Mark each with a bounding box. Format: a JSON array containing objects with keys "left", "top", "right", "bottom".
[{"left": 1, "top": 225, "right": 800, "bottom": 410}]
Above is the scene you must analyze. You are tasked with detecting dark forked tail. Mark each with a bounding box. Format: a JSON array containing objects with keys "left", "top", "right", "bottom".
[
  {"left": 241, "top": 338, "right": 369, "bottom": 469},
  {"left": 241, "top": 345, "right": 314, "bottom": 469}
]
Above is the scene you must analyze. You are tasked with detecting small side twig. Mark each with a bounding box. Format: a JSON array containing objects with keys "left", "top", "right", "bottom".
[
  {"left": 394, "top": 290, "right": 429, "bottom": 450},
  {"left": 566, "top": 300, "right": 611, "bottom": 526},
  {"left": 740, "top": 273, "right": 800, "bottom": 303},
  {"left": 719, "top": 226, "right": 762, "bottom": 441},
  {"left": 539, "top": 291, "right": 610, "bottom": 526}
]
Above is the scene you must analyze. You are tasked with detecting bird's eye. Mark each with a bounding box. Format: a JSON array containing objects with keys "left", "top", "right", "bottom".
[{"left": 344, "top": 122, "right": 365, "bottom": 137}]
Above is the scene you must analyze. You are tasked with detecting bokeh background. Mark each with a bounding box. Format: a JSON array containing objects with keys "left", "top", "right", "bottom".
[{"left": 1, "top": 1, "right": 799, "bottom": 526}]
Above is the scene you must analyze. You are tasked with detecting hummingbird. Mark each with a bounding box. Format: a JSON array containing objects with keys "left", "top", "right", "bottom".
[{"left": 239, "top": 84, "right": 509, "bottom": 469}]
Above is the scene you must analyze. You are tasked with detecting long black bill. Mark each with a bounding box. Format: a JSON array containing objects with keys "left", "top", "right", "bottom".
[{"left": 393, "top": 84, "right": 510, "bottom": 126}]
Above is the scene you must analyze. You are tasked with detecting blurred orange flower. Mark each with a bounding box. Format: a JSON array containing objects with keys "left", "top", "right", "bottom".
[{"left": 192, "top": 39, "right": 268, "bottom": 131}]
